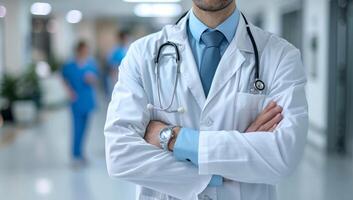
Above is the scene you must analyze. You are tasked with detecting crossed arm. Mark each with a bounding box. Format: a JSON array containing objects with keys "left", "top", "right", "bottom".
[
  {"left": 144, "top": 101, "right": 283, "bottom": 151},
  {"left": 104, "top": 44, "right": 308, "bottom": 199}
]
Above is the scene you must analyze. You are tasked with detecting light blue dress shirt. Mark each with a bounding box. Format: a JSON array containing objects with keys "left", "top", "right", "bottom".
[{"left": 173, "top": 8, "right": 240, "bottom": 187}]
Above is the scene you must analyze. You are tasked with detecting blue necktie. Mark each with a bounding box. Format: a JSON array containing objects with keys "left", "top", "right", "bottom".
[{"left": 200, "top": 30, "right": 225, "bottom": 97}]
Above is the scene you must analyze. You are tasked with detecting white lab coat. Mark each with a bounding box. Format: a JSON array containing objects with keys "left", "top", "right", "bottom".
[{"left": 104, "top": 11, "right": 308, "bottom": 200}]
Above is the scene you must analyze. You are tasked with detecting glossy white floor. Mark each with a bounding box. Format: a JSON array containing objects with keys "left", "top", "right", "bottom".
[{"left": 0, "top": 99, "right": 352, "bottom": 200}]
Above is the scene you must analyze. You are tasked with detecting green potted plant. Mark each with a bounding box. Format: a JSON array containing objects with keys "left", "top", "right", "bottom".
[
  {"left": 0, "top": 74, "right": 17, "bottom": 122},
  {"left": 0, "top": 65, "right": 42, "bottom": 124},
  {"left": 15, "top": 65, "right": 42, "bottom": 106},
  {"left": 11, "top": 66, "right": 42, "bottom": 124}
]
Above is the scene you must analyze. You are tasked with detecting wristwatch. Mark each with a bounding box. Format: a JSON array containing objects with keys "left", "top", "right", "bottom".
[{"left": 159, "top": 126, "right": 177, "bottom": 151}]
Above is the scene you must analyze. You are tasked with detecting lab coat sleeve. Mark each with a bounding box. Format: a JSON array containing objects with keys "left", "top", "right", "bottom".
[
  {"left": 104, "top": 43, "right": 211, "bottom": 200},
  {"left": 198, "top": 47, "right": 308, "bottom": 185}
]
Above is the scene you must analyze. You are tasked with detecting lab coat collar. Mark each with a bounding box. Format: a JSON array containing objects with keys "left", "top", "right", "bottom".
[
  {"left": 233, "top": 14, "right": 254, "bottom": 53},
  {"left": 167, "top": 11, "right": 190, "bottom": 45}
]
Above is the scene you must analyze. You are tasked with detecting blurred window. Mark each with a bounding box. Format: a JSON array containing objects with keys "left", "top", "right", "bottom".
[{"left": 281, "top": 9, "right": 303, "bottom": 51}]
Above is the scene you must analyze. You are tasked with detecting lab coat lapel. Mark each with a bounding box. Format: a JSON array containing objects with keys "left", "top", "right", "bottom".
[
  {"left": 205, "top": 17, "right": 253, "bottom": 106},
  {"left": 168, "top": 11, "right": 206, "bottom": 109},
  {"left": 181, "top": 41, "right": 207, "bottom": 107}
]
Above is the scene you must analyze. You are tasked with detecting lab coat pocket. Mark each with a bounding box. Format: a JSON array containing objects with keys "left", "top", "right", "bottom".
[{"left": 235, "top": 92, "right": 266, "bottom": 132}]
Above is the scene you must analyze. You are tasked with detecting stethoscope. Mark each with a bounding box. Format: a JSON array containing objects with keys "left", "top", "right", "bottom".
[{"left": 147, "top": 12, "right": 265, "bottom": 114}]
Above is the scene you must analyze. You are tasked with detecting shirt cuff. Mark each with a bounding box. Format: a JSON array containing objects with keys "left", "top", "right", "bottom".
[
  {"left": 173, "top": 128, "right": 199, "bottom": 166},
  {"left": 173, "top": 128, "right": 223, "bottom": 187}
]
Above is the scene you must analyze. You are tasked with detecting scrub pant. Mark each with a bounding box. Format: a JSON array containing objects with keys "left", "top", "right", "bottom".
[{"left": 72, "top": 110, "right": 90, "bottom": 159}]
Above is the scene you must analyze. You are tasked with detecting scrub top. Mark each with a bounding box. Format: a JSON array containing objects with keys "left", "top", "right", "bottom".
[
  {"left": 107, "top": 45, "right": 127, "bottom": 69},
  {"left": 62, "top": 58, "right": 98, "bottom": 113}
]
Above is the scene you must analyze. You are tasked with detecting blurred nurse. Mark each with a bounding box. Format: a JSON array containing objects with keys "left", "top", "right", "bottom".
[
  {"left": 62, "top": 41, "right": 98, "bottom": 167},
  {"left": 105, "top": 30, "right": 129, "bottom": 97}
]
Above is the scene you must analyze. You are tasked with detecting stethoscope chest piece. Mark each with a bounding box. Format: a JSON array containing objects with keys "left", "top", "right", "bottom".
[{"left": 254, "top": 79, "right": 265, "bottom": 91}]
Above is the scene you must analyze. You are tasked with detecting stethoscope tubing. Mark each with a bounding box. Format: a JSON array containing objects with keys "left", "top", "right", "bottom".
[
  {"left": 155, "top": 59, "right": 180, "bottom": 111},
  {"left": 241, "top": 13, "right": 260, "bottom": 81}
]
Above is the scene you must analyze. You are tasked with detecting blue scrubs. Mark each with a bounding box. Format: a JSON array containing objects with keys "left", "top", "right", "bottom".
[
  {"left": 107, "top": 45, "right": 127, "bottom": 69},
  {"left": 104, "top": 45, "right": 127, "bottom": 98},
  {"left": 62, "top": 58, "right": 98, "bottom": 159}
]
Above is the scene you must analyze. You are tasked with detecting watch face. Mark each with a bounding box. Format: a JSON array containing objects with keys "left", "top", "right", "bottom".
[
  {"left": 160, "top": 129, "right": 172, "bottom": 143},
  {"left": 161, "top": 131, "right": 169, "bottom": 141},
  {"left": 159, "top": 127, "right": 174, "bottom": 150}
]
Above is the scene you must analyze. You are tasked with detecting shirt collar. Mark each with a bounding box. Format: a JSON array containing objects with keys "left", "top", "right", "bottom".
[{"left": 188, "top": 8, "right": 240, "bottom": 43}]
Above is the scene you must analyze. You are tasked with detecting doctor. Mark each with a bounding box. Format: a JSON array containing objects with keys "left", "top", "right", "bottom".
[{"left": 104, "top": 0, "right": 308, "bottom": 200}]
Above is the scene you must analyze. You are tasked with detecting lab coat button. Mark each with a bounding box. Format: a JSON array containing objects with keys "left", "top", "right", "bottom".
[{"left": 206, "top": 118, "right": 213, "bottom": 127}]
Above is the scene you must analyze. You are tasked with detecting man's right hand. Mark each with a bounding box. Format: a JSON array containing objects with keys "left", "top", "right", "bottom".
[{"left": 246, "top": 101, "right": 283, "bottom": 133}]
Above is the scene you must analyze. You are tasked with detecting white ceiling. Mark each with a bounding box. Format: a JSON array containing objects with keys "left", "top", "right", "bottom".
[
  {"left": 23, "top": 0, "right": 264, "bottom": 18},
  {"left": 25, "top": 0, "right": 192, "bottom": 18}
]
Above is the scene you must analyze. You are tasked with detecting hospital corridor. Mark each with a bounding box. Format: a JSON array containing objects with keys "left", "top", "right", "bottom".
[{"left": 1, "top": 0, "right": 353, "bottom": 200}]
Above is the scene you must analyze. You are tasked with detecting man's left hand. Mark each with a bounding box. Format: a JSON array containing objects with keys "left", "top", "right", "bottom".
[{"left": 144, "top": 121, "right": 168, "bottom": 148}]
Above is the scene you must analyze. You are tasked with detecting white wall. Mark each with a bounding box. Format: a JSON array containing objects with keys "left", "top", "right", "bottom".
[
  {"left": 2, "top": 0, "right": 31, "bottom": 74},
  {"left": 51, "top": 17, "right": 98, "bottom": 62},
  {"left": 51, "top": 14, "right": 76, "bottom": 61},
  {"left": 77, "top": 20, "right": 97, "bottom": 55},
  {"left": 0, "top": 19, "right": 4, "bottom": 76},
  {"left": 303, "top": 0, "right": 329, "bottom": 130},
  {"left": 301, "top": 0, "right": 329, "bottom": 148}
]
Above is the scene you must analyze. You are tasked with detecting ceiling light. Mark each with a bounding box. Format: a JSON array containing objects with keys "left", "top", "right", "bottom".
[
  {"left": 0, "top": 5, "right": 6, "bottom": 18},
  {"left": 134, "top": 3, "right": 182, "bottom": 18},
  {"left": 66, "top": 10, "right": 82, "bottom": 24},
  {"left": 124, "top": 0, "right": 181, "bottom": 2},
  {"left": 31, "top": 2, "right": 52, "bottom": 16}
]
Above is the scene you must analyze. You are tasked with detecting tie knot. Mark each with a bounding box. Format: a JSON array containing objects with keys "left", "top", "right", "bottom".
[{"left": 201, "top": 30, "right": 225, "bottom": 48}]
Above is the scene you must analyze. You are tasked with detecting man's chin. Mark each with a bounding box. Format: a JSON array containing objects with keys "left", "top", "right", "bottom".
[{"left": 193, "top": 0, "right": 234, "bottom": 12}]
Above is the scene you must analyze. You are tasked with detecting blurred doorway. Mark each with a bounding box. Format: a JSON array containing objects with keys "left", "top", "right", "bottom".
[
  {"left": 31, "top": 17, "right": 52, "bottom": 61},
  {"left": 0, "top": 18, "right": 4, "bottom": 75},
  {"left": 347, "top": 0, "right": 353, "bottom": 155},
  {"left": 281, "top": 6, "right": 303, "bottom": 51},
  {"left": 328, "top": 0, "right": 353, "bottom": 155}
]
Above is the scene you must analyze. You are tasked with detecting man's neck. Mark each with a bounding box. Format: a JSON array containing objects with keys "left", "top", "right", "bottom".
[{"left": 192, "top": 1, "right": 236, "bottom": 29}]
